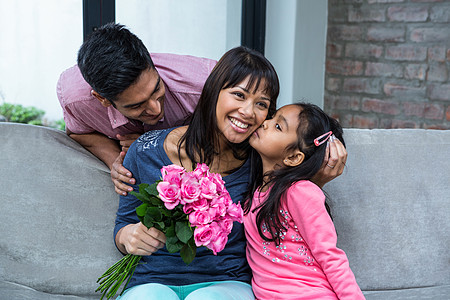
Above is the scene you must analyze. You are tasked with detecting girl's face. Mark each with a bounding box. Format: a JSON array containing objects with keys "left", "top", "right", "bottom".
[
  {"left": 216, "top": 76, "right": 272, "bottom": 145},
  {"left": 249, "top": 104, "right": 301, "bottom": 167}
]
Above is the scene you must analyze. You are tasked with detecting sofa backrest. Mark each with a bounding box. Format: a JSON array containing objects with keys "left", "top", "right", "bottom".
[
  {"left": 0, "top": 123, "right": 122, "bottom": 296},
  {"left": 1, "top": 123, "right": 449, "bottom": 296},
  {"left": 325, "top": 128, "right": 450, "bottom": 291}
]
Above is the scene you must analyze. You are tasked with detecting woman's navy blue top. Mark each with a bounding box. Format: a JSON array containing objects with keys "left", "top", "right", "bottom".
[{"left": 114, "top": 128, "right": 251, "bottom": 289}]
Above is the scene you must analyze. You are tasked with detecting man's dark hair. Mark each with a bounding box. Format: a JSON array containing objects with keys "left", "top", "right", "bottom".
[{"left": 77, "top": 23, "right": 154, "bottom": 102}]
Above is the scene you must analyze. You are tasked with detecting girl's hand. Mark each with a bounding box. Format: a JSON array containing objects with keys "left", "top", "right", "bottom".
[
  {"left": 311, "top": 136, "right": 347, "bottom": 188},
  {"left": 117, "top": 222, "right": 166, "bottom": 256},
  {"left": 111, "top": 151, "right": 136, "bottom": 196}
]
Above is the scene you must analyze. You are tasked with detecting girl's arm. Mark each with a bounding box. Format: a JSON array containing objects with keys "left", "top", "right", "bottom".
[{"left": 287, "top": 181, "right": 365, "bottom": 299}]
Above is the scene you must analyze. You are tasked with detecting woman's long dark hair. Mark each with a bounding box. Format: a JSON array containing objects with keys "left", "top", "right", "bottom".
[
  {"left": 244, "top": 102, "right": 345, "bottom": 245},
  {"left": 178, "top": 46, "right": 279, "bottom": 171}
]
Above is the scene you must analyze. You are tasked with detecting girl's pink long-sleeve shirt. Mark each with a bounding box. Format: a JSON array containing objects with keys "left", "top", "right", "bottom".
[{"left": 244, "top": 180, "right": 365, "bottom": 300}]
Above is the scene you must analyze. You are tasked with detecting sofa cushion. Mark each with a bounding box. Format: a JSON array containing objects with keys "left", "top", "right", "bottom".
[
  {"left": 0, "top": 123, "right": 122, "bottom": 297},
  {"left": 325, "top": 129, "right": 450, "bottom": 292}
]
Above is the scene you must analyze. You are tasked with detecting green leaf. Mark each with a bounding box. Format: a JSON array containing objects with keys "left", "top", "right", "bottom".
[
  {"left": 180, "top": 238, "right": 196, "bottom": 265},
  {"left": 154, "top": 221, "right": 165, "bottom": 231},
  {"left": 166, "top": 236, "right": 184, "bottom": 253},
  {"left": 176, "top": 221, "right": 193, "bottom": 244},
  {"left": 165, "top": 224, "right": 176, "bottom": 237},
  {"left": 135, "top": 203, "right": 148, "bottom": 217},
  {"left": 146, "top": 206, "right": 162, "bottom": 222},
  {"left": 145, "top": 181, "right": 160, "bottom": 197},
  {"left": 130, "top": 183, "right": 152, "bottom": 204}
]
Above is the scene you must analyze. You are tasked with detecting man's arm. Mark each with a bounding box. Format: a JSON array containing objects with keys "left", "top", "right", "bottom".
[
  {"left": 67, "top": 129, "right": 137, "bottom": 195},
  {"left": 67, "top": 128, "right": 120, "bottom": 170}
]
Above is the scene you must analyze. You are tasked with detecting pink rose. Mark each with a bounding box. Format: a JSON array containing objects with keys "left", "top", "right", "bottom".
[
  {"left": 156, "top": 181, "right": 181, "bottom": 210},
  {"left": 193, "top": 163, "right": 210, "bottom": 179},
  {"left": 194, "top": 223, "right": 219, "bottom": 247},
  {"left": 226, "top": 202, "right": 244, "bottom": 223},
  {"left": 218, "top": 217, "right": 234, "bottom": 234},
  {"left": 209, "top": 172, "right": 225, "bottom": 194},
  {"left": 208, "top": 232, "right": 228, "bottom": 255},
  {"left": 180, "top": 174, "right": 201, "bottom": 204},
  {"left": 190, "top": 198, "right": 210, "bottom": 211},
  {"left": 160, "top": 165, "right": 185, "bottom": 186},
  {"left": 189, "top": 210, "right": 212, "bottom": 226},
  {"left": 209, "top": 196, "right": 227, "bottom": 218},
  {"left": 200, "top": 177, "right": 218, "bottom": 199}
]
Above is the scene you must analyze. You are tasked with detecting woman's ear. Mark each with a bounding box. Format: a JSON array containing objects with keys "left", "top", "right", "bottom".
[
  {"left": 91, "top": 90, "right": 112, "bottom": 108},
  {"left": 283, "top": 150, "right": 305, "bottom": 167}
]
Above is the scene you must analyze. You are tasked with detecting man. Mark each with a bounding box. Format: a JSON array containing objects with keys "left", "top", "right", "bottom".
[{"left": 57, "top": 23, "right": 216, "bottom": 194}]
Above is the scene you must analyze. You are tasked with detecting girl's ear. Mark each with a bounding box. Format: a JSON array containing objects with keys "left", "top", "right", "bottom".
[
  {"left": 283, "top": 150, "right": 305, "bottom": 167},
  {"left": 91, "top": 90, "right": 112, "bottom": 108}
]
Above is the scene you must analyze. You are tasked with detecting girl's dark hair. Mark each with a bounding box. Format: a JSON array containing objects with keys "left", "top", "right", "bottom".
[
  {"left": 77, "top": 23, "right": 154, "bottom": 103},
  {"left": 244, "top": 102, "right": 345, "bottom": 245},
  {"left": 178, "top": 46, "right": 279, "bottom": 171}
]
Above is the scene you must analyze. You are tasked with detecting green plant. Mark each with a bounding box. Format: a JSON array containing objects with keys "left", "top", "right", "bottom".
[
  {"left": 0, "top": 103, "right": 45, "bottom": 124},
  {"left": 0, "top": 102, "right": 66, "bottom": 131}
]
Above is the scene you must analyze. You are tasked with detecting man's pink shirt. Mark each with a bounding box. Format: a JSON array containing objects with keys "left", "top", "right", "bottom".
[{"left": 56, "top": 53, "right": 216, "bottom": 139}]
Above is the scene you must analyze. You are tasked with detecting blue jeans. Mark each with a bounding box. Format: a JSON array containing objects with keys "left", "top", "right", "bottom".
[{"left": 117, "top": 281, "right": 254, "bottom": 300}]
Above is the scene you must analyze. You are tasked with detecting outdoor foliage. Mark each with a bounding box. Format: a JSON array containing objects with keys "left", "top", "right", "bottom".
[{"left": 0, "top": 102, "right": 65, "bottom": 131}]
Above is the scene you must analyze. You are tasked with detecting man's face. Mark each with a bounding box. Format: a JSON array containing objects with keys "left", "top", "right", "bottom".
[{"left": 113, "top": 68, "right": 165, "bottom": 125}]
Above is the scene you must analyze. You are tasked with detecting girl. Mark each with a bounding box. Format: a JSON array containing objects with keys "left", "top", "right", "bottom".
[
  {"left": 114, "top": 47, "right": 348, "bottom": 300},
  {"left": 244, "top": 103, "right": 364, "bottom": 299}
]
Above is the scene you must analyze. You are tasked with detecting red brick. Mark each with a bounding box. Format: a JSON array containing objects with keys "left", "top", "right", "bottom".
[
  {"left": 366, "top": 62, "right": 403, "bottom": 77},
  {"left": 410, "top": 27, "right": 450, "bottom": 43},
  {"left": 380, "top": 119, "right": 419, "bottom": 129},
  {"left": 423, "top": 124, "right": 450, "bottom": 130},
  {"left": 427, "top": 63, "right": 449, "bottom": 82},
  {"left": 386, "top": 45, "right": 427, "bottom": 61},
  {"left": 384, "top": 83, "right": 426, "bottom": 99},
  {"left": 352, "top": 115, "right": 379, "bottom": 129},
  {"left": 447, "top": 49, "right": 450, "bottom": 61},
  {"left": 325, "top": 95, "right": 361, "bottom": 111},
  {"left": 403, "top": 102, "right": 426, "bottom": 117},
  {"left": 368, "top": 0, "right": 404, "bottom": 3},
  {"left": 446, "top": 106, "right": 450, "bottom": 121},
  {"left": 424, "top": 103, "right": 445, "bottom": 120},
  {"left": 362, "top": 98, "right": 400, "bottom": 115},
  {"left": 327, "top": 43, "right": 343, "bottom": 58},
  {"left": 345, "top": 43, "right": 383, "bottom": 58},
  {"left": 325, "top": 77, "right": 341, "bottom": 92},
  {"left": 344, "top": 78, "right": 381, "bottom": 94},
  {"left": 430, "top": 4, "right": 450, "bottom": 22},
  {"left": 404, "top": 64, "right": 427, "bottom": 80},
  {"left": 349, "top": 7, "right": 386, "bottom": 22},
  {"left": 367, "top": 26, "right": 405, "bottom": 42},
  {"left": 339, "top": 114, "right": 354, "bottom": 128},
  {"left": 427, "top": 84, "right": 450, "bottom": 101},
  {"left": 428, "top": 46, "right": 446, "bottom": 62},
  {"left": 411, "top": 0, "right": 446, "bottom": 2},
  {"left": 388, "top": 6, "right": 428, "bottom": 22},
  {"left": 326, "top": 59, "right": 364, "bottom": 76},
  {"left": 328, "top": 25, "right": 363, "bottom": 42}
]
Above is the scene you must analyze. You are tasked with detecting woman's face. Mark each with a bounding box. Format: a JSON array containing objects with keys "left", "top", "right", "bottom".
[{"left": 216, "top": 76, "right": 272, "bottom": 145}]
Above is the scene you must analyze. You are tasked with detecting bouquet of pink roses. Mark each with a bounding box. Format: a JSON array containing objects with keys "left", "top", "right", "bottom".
[{"left": 96, "top": 163, "right": 244, "bottom": 299}]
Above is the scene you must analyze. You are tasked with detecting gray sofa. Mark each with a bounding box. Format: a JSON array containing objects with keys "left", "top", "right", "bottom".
[{"left": 1, "top": 122, "right": 449, "bottom": 300}]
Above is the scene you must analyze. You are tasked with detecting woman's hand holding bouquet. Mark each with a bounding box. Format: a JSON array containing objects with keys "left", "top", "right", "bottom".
[{"left": 96, "top": 163, "right": 244, "bottom": 299}]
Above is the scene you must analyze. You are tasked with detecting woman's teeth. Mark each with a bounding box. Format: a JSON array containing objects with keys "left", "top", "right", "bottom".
[{"left": 230, "top": 117, "right": 249, "bottom": 129}]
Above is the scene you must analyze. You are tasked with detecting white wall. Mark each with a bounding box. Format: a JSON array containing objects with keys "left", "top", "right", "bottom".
[
  {"left": 265, "top": 0, "right": 328, "bottom": 109},
  {"left": 0, "top": 0, "right": 328, "bottom": 121},
  {"left": 116, "top": 0, "right": 241, "bottom": 61},
  {"left": 0, "top": 0, "right": 82, "bottom": 122}
]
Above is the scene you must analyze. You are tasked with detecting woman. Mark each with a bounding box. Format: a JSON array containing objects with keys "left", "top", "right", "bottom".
[{"left": 114, "top": 46, "right": 347, "bottom": 300}]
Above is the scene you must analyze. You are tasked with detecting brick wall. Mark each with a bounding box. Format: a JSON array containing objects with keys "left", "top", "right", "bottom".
[{"left": 325, "top": 0, "right": 450, "bottom": 129}]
